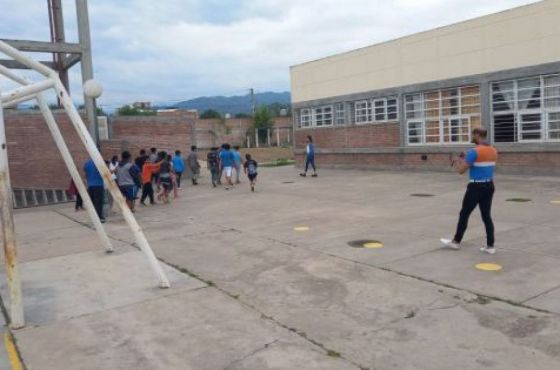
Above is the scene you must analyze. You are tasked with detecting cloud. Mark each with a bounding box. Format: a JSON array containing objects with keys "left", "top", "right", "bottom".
[{"left": 0, "top": 0, "right": 541, "bottom": 108}]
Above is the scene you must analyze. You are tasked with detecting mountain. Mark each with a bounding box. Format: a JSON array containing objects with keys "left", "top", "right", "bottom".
[{"left": 171, "top": 91, "right": 290, "bottom": 115}]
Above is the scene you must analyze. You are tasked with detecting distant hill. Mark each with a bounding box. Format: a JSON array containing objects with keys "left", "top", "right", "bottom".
[{"left": 171, "top": 91, "right": 291, "bottom": 115}]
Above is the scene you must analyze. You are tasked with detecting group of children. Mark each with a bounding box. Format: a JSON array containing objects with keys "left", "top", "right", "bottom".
[
  {"left": 74, "top": 144, "right": 260, "bottom": 220},
  {"left": 206, "top": 144, "right": 259, "bottom": 192}
]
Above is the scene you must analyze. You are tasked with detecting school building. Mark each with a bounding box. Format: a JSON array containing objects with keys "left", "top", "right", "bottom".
[{"left": 290, "top": 0, "right": 560, "bottom": 175}]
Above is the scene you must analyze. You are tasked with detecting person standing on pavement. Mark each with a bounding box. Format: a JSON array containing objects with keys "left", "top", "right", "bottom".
[
  {"left": 207, "top": 147, "right": 221, "bottom": 188},
  {"left": 84, "top": 158, "right": 105, "bottom": 222},
  {"left": 187, "top": 145, "right": 201, "bottom": 185},
  {"left": 219, "top": 143, "right": 235, "bottom": 190},
  {"left": 116, "top": 151, "right": 141, "bottom": 212},
  {"left": 172, "top": 150, "right": 185, "bottom": 189},
  {"left": 300, "top": 135, "right": 318, "bottom": 177},
  {"left": 441, "top": 127, "right": 498, "bottom": 254},
  {"left": 135, "top": 149, "right": 149, "bottom": 171},
  {"left": 233, "top": 146, "right": 242, "bottom": 184}
]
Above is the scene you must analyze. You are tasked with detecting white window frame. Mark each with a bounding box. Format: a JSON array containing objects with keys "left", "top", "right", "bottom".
[
  {"left": 355, "top": 100, "right": 372, "bottom": 124},
  {"left": 313, "top": 105, "right": 333, "bottom": 127},
  {"left": 300, "top": 108, "right": 311, "bottom": 128},
  {"left": 373, "top": 99, "right": 387, "bottom": 122},
  {"left": 405, "top": 86, "right": 480, "bottom": 146},
  {"left": 334, "top": 103, "right": 346, "bottom": 125},
  {"left": 491, "top": 74, "right": 560, "bottom": 143}
]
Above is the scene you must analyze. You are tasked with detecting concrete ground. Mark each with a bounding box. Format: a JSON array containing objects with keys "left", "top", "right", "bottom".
[{"left": 1, "top": 166, "right": 559, "bottom": 370}]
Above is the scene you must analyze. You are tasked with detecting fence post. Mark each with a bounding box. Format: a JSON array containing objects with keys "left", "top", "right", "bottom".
[
  {"left": 255, "top": 130, "right": 259, "bottom": 148},
  {"left": 276, "top": 129, "right": 280, "bottom": 147},
  {"left": 267, "top": 129, "right": 271, "bottom": 147}
]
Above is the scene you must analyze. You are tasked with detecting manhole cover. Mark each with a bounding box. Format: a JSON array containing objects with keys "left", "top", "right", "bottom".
[
  {"left": 293, "top": 226, "right": 310, "bottom": 232},
  {"left": 506, "top": 198, "right": 531, "bottom": 203},
  {"left": 410, "top": 193, "right": 435, "bottom": 197},
  {"left": 348, "top": 240, "right": 384, "bottom": 249}
]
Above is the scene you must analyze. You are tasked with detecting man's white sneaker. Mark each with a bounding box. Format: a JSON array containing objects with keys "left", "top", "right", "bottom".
[
  {"left": 440, "top": 238, "right": 460, "bottom": 250},
  {"left": 480, "top": 246, "right": 496, "bottom": 255}
]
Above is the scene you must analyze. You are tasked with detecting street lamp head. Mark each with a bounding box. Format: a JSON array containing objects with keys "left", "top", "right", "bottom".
[{"left": 83, "top": 79, "right": 103, "bottom": 98}]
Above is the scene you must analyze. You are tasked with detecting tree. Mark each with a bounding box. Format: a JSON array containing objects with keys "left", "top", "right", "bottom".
[
  {"left": 253, "top": 106, "right": 273, "bottom": 144},
  {"left": 200, "top": 109, "right": 221, "bottom": 119},
  {"left": 234, "top": 112, "right": 252, "bottom": 119},
  {"left": 266, "top": 102, "right": 291, "bottom": 117},
  {"left": 117, "top": 104, "right": 156, "bottom": 116}
]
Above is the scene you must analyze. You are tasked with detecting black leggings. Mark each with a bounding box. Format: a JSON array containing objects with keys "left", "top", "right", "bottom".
[
  {"left": 141, "top": 182, "right": 154, "bottom": 204},
  {"left": 304, "top": 156, "right": 316, "bottom": 172},
  {"left": 87, "top": 186, "right": 105, "bottom": 220},
  {"left": 454, "top": 182, "right": 495, "bottom": 247}
]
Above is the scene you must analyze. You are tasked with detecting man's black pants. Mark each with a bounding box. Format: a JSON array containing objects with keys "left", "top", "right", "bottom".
[
  {"left": 454, "top": 182, "right": 495, "bottom": 247},
  {"left": 141, "top": 182, "right": 155, "bottom": 204},
  {"left": 87, "top": 186, "right": 105, "bottom": 220}
]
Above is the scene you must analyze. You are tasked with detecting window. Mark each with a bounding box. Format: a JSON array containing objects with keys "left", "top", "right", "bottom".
[
  {"left": 335, "top": 103, "right": 346, "bottom": 125},
  {"left": 355, "top": 100, "right": 372, "bottom": 123},
  {"left": 405, "top": 86, "right": 481, "bottom": 145},
  {"left": 355, "top": 96, "right": 398, "bottom": 124},
  {"left": 387, "top": 98, "right": 398, "bottom": 120},
  {"left": 300, "top": 108, "right": 311, "bottom": 128},
  {"left": 492, "top": 74, "right": 560, "bottom": 143},
  {"left": 313, "top": 106, "right": 333, "bottom": 126}
]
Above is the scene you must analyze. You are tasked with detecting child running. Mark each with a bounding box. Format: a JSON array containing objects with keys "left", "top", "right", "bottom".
[
  {"left": 157, "top": 153, "right": 173, "bottom": 203},
  {"left": 243, "top": 154, "right": 258, "bottom": 192}
]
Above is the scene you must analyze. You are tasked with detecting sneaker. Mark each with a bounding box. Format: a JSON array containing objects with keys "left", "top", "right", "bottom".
[
  {"left": 251, "top": 185, "right": 255, "bottom": 192},
  {"left": 299, "top": 173, "right": 306, "bottom": 177},
  {"left": 440, "top": 238, "right": 460, "bottom": 250},
  {"left": 480, "top": 246, "right": 496, "bottom": 255},
  {"left": 311, "top": 173, "right": 318, "bottom": 177}
]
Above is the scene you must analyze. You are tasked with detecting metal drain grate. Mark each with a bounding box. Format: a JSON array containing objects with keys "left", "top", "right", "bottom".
[
  {"left": 347, "top": 240, "right": 384, "bottom": 249},
  {"left": 506, "top": 198, "right": 531, "bottom": 203}
]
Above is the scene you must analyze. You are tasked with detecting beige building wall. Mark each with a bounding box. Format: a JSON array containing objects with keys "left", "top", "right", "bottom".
[{"left": 290, "top": 0, "right": 560, "bottom": 103}]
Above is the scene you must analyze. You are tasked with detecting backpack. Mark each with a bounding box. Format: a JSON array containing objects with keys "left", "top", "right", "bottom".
[{"left": 247, "top": 160, "right": 257, "bottom": 175}]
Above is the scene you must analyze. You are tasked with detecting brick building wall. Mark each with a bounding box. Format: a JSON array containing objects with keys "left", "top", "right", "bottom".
[{"left": 4, "top": 110, "right": 90, "bottom": 189}]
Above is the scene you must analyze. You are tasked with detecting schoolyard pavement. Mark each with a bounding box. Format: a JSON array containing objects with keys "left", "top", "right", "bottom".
[{"left": 1, "top": 166, "right": 559, "bottom": 369}]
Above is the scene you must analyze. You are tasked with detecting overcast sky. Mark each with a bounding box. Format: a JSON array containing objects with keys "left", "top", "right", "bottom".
[{"left": 0, "top": 0, "right": 540, "bottom": 108}]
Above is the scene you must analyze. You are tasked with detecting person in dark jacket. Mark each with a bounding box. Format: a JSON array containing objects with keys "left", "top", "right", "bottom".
[{"left": 300, "top": 135, "right": 317, "bottom": 177}]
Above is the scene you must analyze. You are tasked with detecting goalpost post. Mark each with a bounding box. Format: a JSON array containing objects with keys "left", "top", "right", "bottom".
[{"left": 0, "top": 39, "right": 170, "bottom": 328}]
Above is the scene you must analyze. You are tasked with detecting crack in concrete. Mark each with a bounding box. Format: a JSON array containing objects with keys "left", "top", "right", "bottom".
[{"left": 222, "top": 339, "right": 280, "bottom": 370}]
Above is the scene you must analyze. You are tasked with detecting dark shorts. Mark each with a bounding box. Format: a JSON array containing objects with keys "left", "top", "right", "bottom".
[
  {"left": 160, "top": 177, "right": 172, "bottom": 190},
  {"left": 248, "top": 173, "right": 257, "bottom": 181},
  {"left": 119, "top": 185, "right": 135, "bottom": 201}
]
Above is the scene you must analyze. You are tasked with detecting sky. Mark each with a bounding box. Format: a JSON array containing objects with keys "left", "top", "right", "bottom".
[{"left": 0, "top": 0, "right": 541, "bottom": 109}]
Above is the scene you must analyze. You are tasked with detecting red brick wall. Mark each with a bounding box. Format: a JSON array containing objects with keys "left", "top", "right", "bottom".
[
  {"left": 295, "top": 122, "right": 400, "bottom": 150},
  {"left": 4, "top": 110, "right": 89, "bottom": 189},
  {"left": 110, "top": 116, "right": 193, "bottom": 155},
  {"left": 295, "top": 151, "right": 560, "bottom": 175}
]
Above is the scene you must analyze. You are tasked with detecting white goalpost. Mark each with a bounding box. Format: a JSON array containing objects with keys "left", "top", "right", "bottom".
[{"left": 0, "top": 39, "right": 170, "bottom": 329}]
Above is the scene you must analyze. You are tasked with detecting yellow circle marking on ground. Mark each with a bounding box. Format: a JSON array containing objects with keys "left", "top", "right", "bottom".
[
  {"left": 293, "top": 226, "right": 310, "bottom": 232},
  {"left": 551, "top": 200, "right": 560, "bottom": 204},
  {"left": 475, "top": 263, "right": 503, "bottom": 272},
  {"left": 363, "top": 242, "right": 384, "bottom": 249}
]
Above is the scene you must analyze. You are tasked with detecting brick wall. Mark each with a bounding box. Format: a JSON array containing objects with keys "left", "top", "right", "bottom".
[
  {"left": 4, "top": 110, "right": 90, "bottom": 189},
  {"left": 295, "top": 122, "right": 400, "bottom": 150},
  {"left": 295, "top": 151, "right": 560, "bottom": 175}
]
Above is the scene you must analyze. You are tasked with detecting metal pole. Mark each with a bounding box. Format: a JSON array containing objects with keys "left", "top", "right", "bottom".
[
  {"left": 267, "top": 129, "right": 271, "bottom": 147},
  {"left": 53, "top": 79, "right": 170, "bottom": 288},
  {"left": 75, "top": 0, "right": 98, "bottom": 146},
  {"left": 0, "top": 89, "right": 25, "bottom": 329},
  {"left": 276, "top": 128, "right": 280, "bottom": 147},
  {"left": 49, "top": 0, "right": 70, "bottom": 96},
  {"left": 36, "top": 95, "right": 114, "bottom": 252},
  {"left": 0, "top": 79, "right": 55, "bottom": 106}
]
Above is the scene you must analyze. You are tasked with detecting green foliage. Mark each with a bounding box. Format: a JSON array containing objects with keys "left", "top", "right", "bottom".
[
  {"left": 117, "top": 105, "right": 156, "bottom": 116},
  {"left": 234, "top": 112, "right": 252, "bottom": 118},
  {"left": 253, "top": 106, "right": 273, "bottom": 129},
  {"left": 200, "top": 109, "right": 222, "bottom": 119},
  {"left": 266, "top": 102, "right": 291, "bottom": 117}
]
